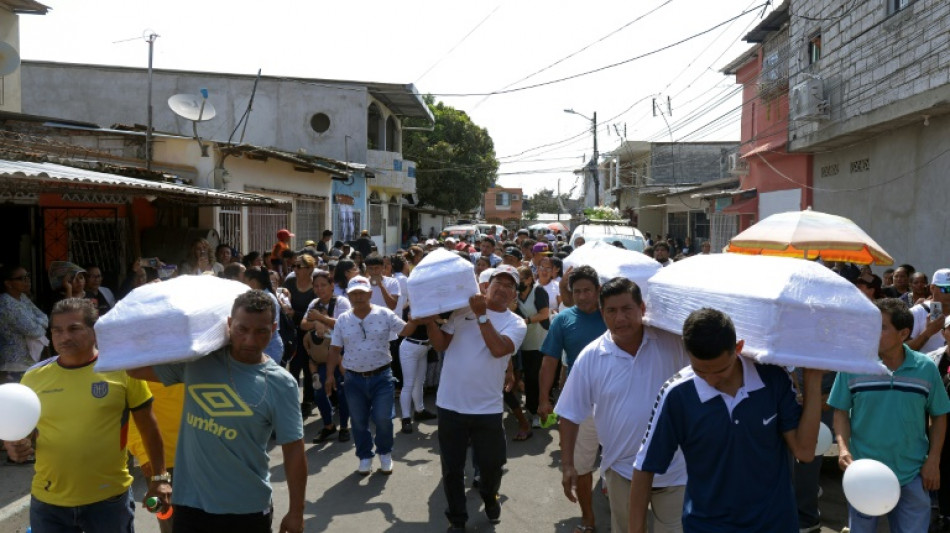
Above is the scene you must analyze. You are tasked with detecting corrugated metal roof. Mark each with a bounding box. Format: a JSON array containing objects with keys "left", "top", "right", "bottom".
[
  {"left": 220, "top": 144, "right": 364, "bottom": 178},
  {"left": 0, "top": 0, "right": 49, "bottom": 14},
  {"left": 0, "top": 159, "right": 290, "bottom": 210}
]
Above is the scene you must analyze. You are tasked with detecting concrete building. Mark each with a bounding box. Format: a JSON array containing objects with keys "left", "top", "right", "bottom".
[
  {"left": 716, "top": 0, "right": 813, "bottom": 250},
  {"left": 603, "top": 140, "right": 738, "bottom": 247},
  {"left": 0, "top": 1, "right": 47, "bottom": 113},
  {"left": 787, "top": 0, "right": 950, "bottom": 273},
  {"left": 20, "top": 61, "right": 434, "bottom": 254},
  {"left": 483, "top": 187, "right": 523, "bottom": 230}
]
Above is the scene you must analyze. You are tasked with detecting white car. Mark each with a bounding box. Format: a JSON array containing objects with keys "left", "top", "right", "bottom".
[{"left": 570, "top": 222, "right": 646, "bottom": 252}]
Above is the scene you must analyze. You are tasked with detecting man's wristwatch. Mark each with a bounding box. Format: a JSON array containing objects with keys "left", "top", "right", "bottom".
[
  {"left": 477, "top": 314, "right": 489, "bottom": 324},
  {"left": 151, "top": 472, "right": 172, "bottom": 484}
]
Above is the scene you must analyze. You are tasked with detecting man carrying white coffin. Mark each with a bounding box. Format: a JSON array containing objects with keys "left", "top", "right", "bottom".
[
  {"left": 127, "top": 290, "right": 307, "bottom": 533},
  {"left": 423, "top": 264, "right": 527, "bottom": 531},
  {"left": 555, "top": 277, "right": 689, "bottom": 533}
]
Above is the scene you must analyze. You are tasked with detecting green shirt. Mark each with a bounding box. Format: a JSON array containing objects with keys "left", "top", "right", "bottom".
[{"left": 828, "top": 345, "right": 950, "bottom": 485}]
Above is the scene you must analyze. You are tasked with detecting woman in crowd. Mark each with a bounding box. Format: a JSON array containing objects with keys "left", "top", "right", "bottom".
[
  {"left": 332, "top": 259, "right": 359, "bottom": 298},
  {"left": 284, "top": 253, "right": 317, "bottom": 417},
  {"left": 244, "top": 266, "right": 286, "bottom": 362},
  {"left": 474, "top": 256, "right": 491, "bottom": 280},
  {"left": 179, "top": 238, "right": 223, "bottom": 276},
  {"left": 902, "top": 271, "right": 931, "bottom": 307},
  {"left": 48, "top": 261, "right": 86, "bottom": 312},
  {"left": 0, "top": 265, "right": 48, "bottom": 383},
  {"left": 300, "top": 270, "right": 351, "bottom": 443},
  {"left": 516, "top": 265, "right": 550, "bottom": 429},
  {"left": 537, "top": 256, "right": 561, "bottom": 314},
  {"left": 242, "top": 251, "right": 264, "bottom": 269}
]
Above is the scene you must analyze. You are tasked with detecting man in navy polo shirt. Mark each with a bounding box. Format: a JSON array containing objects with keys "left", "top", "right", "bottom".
[
  {"left": 829, "top": 298, "right": 950, "bottom": 533},
  {"left": 631, "top": 308, "right": 825, "bottom": 533}
]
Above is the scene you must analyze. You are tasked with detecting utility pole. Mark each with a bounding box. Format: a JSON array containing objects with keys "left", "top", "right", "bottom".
[
  {"left": 591, "top": 111, "right": 599, "bottom": 206},
  {"left": 145, "top": 32, "right": 158, "bottom": 172}
]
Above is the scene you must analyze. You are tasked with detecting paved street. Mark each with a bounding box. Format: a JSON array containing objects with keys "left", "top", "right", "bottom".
[{"left": 1, "top": 392, "right": 885, "bottom": 532}]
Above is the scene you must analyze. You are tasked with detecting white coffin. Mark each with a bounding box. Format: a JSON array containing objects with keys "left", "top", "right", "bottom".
[
  {"left": 94, "top": 276, "right": 250, "bottom": 371},
  {"left": 644, "top": 254, "right": 887, "bottom": 375},
  {"left": 407, "top": 248, "right": 479, "bottom": 318},
  {"left": 563, "top": 240, "right": 661, "bottom": 289}
]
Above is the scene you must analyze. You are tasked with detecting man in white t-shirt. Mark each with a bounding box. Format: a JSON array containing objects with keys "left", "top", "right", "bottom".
[
  {"left": 907, "top": 268, "right": 950, "bottom": 353},
  {"left": 425, "top": 264, "right": 528, "bottom": 531},
  {"left": 326, "top": 276, "right": 413, "bottom": 476},
  {"left": 555, "top": 277, "right": 688, "bottom": 533},
  {"left": 364, "top": 253, "right": 400, "bottom": 311}
]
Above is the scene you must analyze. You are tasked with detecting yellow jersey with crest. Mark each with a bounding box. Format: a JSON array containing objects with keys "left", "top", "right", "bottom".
[{"left": 21, "top": 356, "right": 152, "bottom": 506}]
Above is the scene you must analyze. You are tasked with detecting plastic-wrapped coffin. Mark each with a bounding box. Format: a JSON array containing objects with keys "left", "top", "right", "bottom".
[
  {"left": 94, "top": 275, "right": 250, "bottom": 372},
  {"left": 562, "top": 240, "right": 661, "bottom": 289},
  {"left": 407, "top": 248, "right": 480, "bottom": 319},
  {"left": 644, "top": 254, "right": 887, "bottom": 375}
]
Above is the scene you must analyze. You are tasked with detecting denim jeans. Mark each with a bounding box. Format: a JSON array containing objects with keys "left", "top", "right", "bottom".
[
  {"left": 343, "top": 368, "right": 395, "bottom": 459},
  {"left": 30, "top": 488, "right": 134, "bottom": 533},
  {"left": 848, "top": 474, "right": 931, "bottom": 533},
  {"left": 314, "top": 363, "right": 349, "bottom": 429},
  {"left": 438, "top": 407, "right": 506, "bottom": 527}
]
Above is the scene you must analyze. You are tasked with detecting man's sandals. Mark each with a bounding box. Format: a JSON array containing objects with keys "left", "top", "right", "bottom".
[{"left": 513, "top": 429, "right": 533, "bottom": 441}]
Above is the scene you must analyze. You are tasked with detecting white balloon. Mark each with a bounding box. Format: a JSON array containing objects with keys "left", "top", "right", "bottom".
[
  {"left": 815, "top": 422, "right": 833, "bottom": 456},
  {"left": 842, "top": 459, "right": 900, "bottom": 516},
  {"left": 0, "top": 383, "right": 41, "bottom": 440}
]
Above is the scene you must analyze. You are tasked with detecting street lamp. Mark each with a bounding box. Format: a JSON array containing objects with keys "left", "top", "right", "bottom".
[{"left": 564, "top": 109, "right": 599, "bottom": 206}]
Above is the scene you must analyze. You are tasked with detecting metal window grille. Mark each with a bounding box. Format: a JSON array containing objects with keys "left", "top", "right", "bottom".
[
  {"left": 247, "top": 206, "right": 290, "bottom": 255},
  {"left": 332, "top": 204, "right": 362, "bottom": 243},
  {"left": 387, "top": 203, "right": 399, "bottom": 228},
  {"left": 369, "top": 203, "right": 384, "bottom": 236},
  {"left": 218, "top": 208, "right": 242, "bottom": 251},
  {"left": 294, "top": 198, "right": 328, "bottom": 243}
]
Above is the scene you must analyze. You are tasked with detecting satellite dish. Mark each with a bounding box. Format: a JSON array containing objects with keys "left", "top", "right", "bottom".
[
  {"left": 168, "top": 93, "right": 216, "bottom": 122},
  {"left": 0, "top": 42, "right": 21, "bottom": 77}
]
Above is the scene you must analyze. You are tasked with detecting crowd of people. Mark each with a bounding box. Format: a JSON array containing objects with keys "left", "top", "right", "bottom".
[{"left": 1, "top": 224, "right": 950, "bottom": 533}]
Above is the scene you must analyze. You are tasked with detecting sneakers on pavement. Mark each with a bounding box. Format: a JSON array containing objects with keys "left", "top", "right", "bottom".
[
  {"left": 401, "top": 417, "right": 413, "bottom": 434},
  {"left": 379, "top": 453, "right": 394, "bottom": 475},
  {"left": 358, "top": 458, "right": 373, "bottom": 476},
  {"left": 531, "top": 415, "right": 542, "bottom": 429},
  {"left": 414, "top": 409, "right": 438, "bottom": 421},
  {"left": 485, "top": 494, "right": 501, "bottom": 524}
]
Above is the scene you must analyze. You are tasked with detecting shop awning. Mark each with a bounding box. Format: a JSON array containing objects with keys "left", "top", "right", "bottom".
[{"left": 0, "top": 159, "right": 290, "bottom": 210}]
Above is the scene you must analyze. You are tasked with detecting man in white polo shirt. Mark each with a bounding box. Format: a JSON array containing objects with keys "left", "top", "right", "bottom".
[
  {"left": 326, "top": 276, "right": 413, "bottom": 476},
  {"left": 555, "top": 277, "right": 688, "bottom": 533},
  {"left": 425, "top": 264, "right": 527, "bottom": 531}
]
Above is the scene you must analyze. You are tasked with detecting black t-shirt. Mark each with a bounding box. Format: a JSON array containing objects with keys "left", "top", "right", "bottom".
[
  {"left": 285, "top": 283, "right": 315, "bottom": 328},
  {"left": 85, "top": 290, "right": 112, "bottom": 316}
]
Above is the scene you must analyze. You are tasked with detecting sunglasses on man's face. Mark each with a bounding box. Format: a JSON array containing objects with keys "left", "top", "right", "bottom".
[{"left": 938, "top": 286, "right": 950, "bottom": 294}]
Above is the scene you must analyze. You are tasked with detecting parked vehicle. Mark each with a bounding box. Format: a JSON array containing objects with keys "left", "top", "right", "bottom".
[
  {"left": 569, "top": 221, "right": 646, "bottom": 252},
  {"left": 442, "top": 224, "right": 480, "bottom": 241}
]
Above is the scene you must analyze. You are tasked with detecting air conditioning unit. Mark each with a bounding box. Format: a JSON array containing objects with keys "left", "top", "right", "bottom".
[
  {"left": 510, "top": 194, "right": 520, "bottom": 201},
  {"left": 728, "top": 153, "right": 749, "bottom": 175},
  {"left": 790, "top": 78, "right": 829, "bottom": 121}
]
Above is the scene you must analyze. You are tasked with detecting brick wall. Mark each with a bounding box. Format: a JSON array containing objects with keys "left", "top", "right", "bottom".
[{"left": 788, "top": 0, "right": 950, "bottom": 149}]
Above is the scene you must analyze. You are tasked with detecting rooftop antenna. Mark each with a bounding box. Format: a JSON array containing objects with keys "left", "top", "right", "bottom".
[
  {"left": 168, "top": 89, "right": 217, "bottom": 157},
  {"left": 113, "top": 30, "right": 159, "bottom": 170}
]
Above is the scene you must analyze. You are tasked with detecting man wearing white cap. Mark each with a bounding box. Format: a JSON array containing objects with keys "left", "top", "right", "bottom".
[
  {"left": 908, "top": 268, "right": 950, "bottom": 353},
  {"left": 425, "top": 264, "right": 528, "bottom": 530},
  {"left": 326, "top": 277, "right": 415, "bottom": 475}
]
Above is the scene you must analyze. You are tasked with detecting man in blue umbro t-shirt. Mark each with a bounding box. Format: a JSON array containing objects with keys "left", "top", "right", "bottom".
[{"left": 630, "top": 308, "right": 825, "bottom": 533}]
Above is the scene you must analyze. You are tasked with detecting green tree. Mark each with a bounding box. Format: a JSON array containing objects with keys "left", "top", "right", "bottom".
[
  {"left": 523, "top": 187, "right": 571, "bottom": 214},
  {"left": 404, "top": 96, "right": 499, "bottom": 213}
]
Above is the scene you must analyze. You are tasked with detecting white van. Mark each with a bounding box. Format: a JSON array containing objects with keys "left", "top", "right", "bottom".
[{"left": 570, "top": 221, "right": 646, "bottom": 252}]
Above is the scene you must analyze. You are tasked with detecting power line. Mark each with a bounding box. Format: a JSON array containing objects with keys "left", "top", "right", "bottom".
[{"left": 415, "top": 4, "right": 503, "bottom": 83}]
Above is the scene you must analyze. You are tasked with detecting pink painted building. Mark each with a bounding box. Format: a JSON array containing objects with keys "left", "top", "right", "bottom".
[{"left": 721, "top": 0, "right": 812, "bottom": 233}]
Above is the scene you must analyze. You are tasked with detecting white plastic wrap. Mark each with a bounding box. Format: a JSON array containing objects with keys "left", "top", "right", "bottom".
[
  {"left": 643, "top": 254, "right": 887, "bottom": 375},
  {"left": 563, "top": 239, "right": 661, "bottom": 288},
  {"left": 94, "top": 276, "right": 250, "bottom": 372},
  {"left": 407, "top": 248, "right": 479, "bottom": 318}
]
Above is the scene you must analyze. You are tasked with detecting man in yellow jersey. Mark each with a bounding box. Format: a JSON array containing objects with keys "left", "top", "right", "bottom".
[{"left": 3, "top": 298, "right": 171, "bottom": 533}]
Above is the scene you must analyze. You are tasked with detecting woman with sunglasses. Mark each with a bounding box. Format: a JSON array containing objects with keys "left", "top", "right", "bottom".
[
  {"left": 0, "top": 265, "right": 48, "bottom": 383},
  {"left": 284, "top": 253, "right": 317, "bottom": 418}
]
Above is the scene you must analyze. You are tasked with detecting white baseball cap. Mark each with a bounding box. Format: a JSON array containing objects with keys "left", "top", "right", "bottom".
[
  {"left": 490, "top": 264, "right": 520, "bottom": 285},
  {"left": 478, "top": 267, "right": 495, "bottom": 284},
  {"left": 346, "top": 276, "right": 372, "bottom": 293},
  {"left": 933, "top": 268, "right": 950, "bottom": 287}
]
